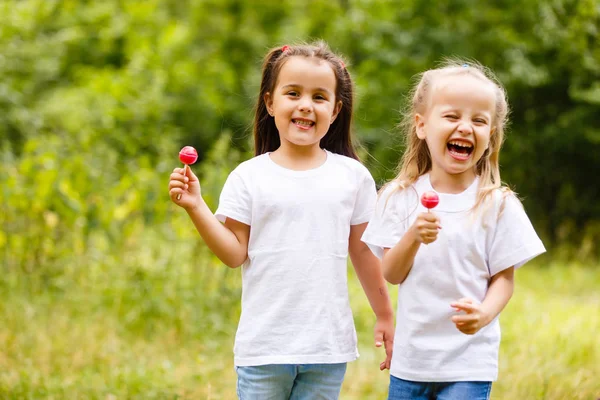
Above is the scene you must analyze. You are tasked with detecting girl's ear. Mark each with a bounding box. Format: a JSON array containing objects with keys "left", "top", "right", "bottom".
[
  {"left": 415, "top": 113, "right": 426, "bottom": 139},
  {"left": 264, "top": 92, "right": 274, "bottom": 116},
  {"left": 330, "top": 100, "right": 343, "bottom": 124}
]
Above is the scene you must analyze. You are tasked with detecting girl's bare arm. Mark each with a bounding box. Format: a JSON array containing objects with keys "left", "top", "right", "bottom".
[
  {"left": 186, "top": 201, "right": 250, "bottom": 268},
  {"left": 349, "top": 222, "right": 395, "bottom": 370},
  {"left": 382, "top": 212, "right": 440, "bottom": 284},
  {"left": 169, "top": 167, "right": 249, "bottom": 268},
  {"left": 451, "top": 267, "right": 515, "bottom": 335}
]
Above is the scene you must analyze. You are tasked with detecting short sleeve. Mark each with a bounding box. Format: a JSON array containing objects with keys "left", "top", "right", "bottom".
[
  {"left": 350, "top": 169, "right": 377, "bottom": 225},
  {"left": 488, "top": 194, "right": 546, "bottom": 275},
  {"left": 214, "top": 170, "right": 252, "bottom": 225},
  {"left": 361, "top": 183, "right": 412, "bottom": 259}
]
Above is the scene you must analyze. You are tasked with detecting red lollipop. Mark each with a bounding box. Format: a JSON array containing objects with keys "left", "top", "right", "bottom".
[
  {"left": 176, "top": 146, "right": 198, "bottom": 200},
  {"left": 421, "top": 191, "right": 439, "bottom": 211},
  {"left": 179, "top": 146, "right": 198, "bottom": 165}
]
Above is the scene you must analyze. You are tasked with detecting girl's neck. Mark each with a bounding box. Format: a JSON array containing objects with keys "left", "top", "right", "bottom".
[
  {"left": 270, "top": 143, "right": 327, "bottom": 171},
  {"left": 428, "top": 167, "right": 477, "bottom": 194}
]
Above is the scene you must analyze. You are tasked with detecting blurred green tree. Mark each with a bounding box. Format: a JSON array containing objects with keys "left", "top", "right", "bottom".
[{"left": 1, "top": 0, "right": 598, "bottom": 267}]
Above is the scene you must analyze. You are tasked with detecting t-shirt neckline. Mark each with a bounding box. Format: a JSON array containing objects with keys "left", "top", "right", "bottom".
[
  {"left": 264, "top": 149, "right": 331, "bottom": 177},
  {"left": 422, "top": 174, "right": 479, "bottom": 213}
]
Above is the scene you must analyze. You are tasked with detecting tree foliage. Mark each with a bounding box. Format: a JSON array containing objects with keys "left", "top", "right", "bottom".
[{"left": 1, "top": 0, "right": 599, "bottom": 266}]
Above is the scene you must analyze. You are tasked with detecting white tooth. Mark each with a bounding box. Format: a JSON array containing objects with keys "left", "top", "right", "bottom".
[{"left": 449, "top": 141, "right": 472, "bottom": 148}]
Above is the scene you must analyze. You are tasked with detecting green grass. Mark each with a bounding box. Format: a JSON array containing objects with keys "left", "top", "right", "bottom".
[
  {"left": 492, "top": 265, "right": 600, "bottom": 399},
  {"left": 1, "top": 254, "right": 598, "bottom": 399}
]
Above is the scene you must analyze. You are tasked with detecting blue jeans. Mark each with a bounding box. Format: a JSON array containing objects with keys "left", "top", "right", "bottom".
[
  {"left": 235, "top": 363, "right": 347, "bottom": 400},
  {"left": 388, "top": 375, "right": 492, "bottom": 400}
]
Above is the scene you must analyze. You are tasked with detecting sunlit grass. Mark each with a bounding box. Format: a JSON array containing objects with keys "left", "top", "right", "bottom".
[
  {"left": 1, "top": 246, "right": 598, "bottom": 399},
  {"left": 492, "top": 265, "right": 600, "bottom": 400}
]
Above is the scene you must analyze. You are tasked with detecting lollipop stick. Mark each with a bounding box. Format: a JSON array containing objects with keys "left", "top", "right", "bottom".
[{"left": 176, "top": 164, "right": 187, "bottom": 200}]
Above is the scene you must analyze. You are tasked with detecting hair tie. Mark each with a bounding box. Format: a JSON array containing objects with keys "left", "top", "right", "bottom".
[
  {"left": 340, "top": 60, "right": 346, "bottom": 69},
  {"left": 281, "top": 45, "right": 290, "bottom": 52},
  {"left": 462, "top": 63, "right": 469, "bottom": 68}
]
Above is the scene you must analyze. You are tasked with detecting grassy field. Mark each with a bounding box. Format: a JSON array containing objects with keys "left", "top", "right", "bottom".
[{"left": 1, "top": 252, "right": 598, "bottom": 399}]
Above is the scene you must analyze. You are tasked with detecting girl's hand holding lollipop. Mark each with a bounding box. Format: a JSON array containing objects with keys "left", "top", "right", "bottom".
[
  {"left": 169, "top": 146, "right": 201, "bottom": 209},
  {"left": 409, "top": 191, "right": 441, "bottom": 245}
]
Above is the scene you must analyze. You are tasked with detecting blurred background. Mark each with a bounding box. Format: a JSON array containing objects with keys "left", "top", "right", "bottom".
[{"left": 0, "top": 0, "right": 598, "bottom": 399}]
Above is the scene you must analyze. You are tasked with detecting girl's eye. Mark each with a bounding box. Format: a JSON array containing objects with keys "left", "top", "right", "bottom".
[
  {"left": 445, "top": 115, "right": 458, "bottom": 120},
  {"left": 474, "top": 119, "right": 488, "bottom": 124},
  {"left": 286, "top": 91, "right": 299, "bottom": 97},
  {"left": 314, "top": 95, "right": 326, "bottom": 100}
]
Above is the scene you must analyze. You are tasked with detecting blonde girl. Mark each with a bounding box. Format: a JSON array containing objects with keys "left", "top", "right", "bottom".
[{"left": 362, "top": 60, "right": 545, "bottom": 400}]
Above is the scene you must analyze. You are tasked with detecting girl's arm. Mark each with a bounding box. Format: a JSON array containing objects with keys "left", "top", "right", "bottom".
[
  {"left": 382, "top": 212, "right": 440, "bottom": 284},
  {"left": 382, "top": 235, "right": 420, "bottom": 285},
  {"left": 349, "top": 222, "right": 395, "bottom": 370},
  {"left": 451, "top": 267, "right": 515, "bottom": 335},
  {"left": 169, "top": 167, "right": 250, "bottom": 268},
  {"left": 187, "top": 201, "right": 250, "bottom": 268}
]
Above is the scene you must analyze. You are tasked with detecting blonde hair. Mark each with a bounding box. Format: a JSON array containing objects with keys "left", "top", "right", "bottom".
[{"left": 390, "top": 58, "right": 512, "bottom": 213}]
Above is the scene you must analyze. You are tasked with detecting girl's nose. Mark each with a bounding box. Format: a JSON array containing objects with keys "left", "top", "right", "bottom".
[
  {"left": 297, "top": 97, "right": 313, "bottom": 113},
  {"left": 457, "top": 121, "right": 473, "bottom": 135}
]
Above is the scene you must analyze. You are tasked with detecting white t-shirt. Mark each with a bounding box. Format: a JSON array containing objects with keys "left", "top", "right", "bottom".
[
  {"left": 215, "top": 150, "right": 377, "bottom": 367},
  {"left": 361, "top": 174, "right": 546, "bottom": 382}
]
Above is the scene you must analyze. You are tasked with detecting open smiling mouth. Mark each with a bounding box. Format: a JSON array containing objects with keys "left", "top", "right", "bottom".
[
  {"left": 292, "top": 119, "right": 315, "bottom": 128},
  {"left": 447, "top": 140, "right": 474, "bottom": 159}
]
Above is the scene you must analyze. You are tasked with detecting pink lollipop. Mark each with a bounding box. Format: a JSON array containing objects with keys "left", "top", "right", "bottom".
[
  {"left": 421, "top": 191, "right": 439, "bottom": 211},
  {"left": 179, "top": 146, "right": 198, "bottom": 165},
  {"left": 176, "top": 146, "right": 198, "bottom": 200}
]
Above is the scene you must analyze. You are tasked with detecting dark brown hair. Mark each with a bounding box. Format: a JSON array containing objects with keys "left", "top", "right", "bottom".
[{"left": 253, "top": 41, "right": 358, "bottom": 160}]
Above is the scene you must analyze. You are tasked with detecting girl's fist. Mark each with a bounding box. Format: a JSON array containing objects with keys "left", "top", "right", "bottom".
[
  {"left": 169, "top": 166, "right": 202, "bottom": 210},
  {"left": 410, "top": 212, "right": 441, "bottom": 244}
]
